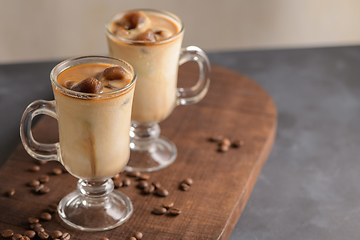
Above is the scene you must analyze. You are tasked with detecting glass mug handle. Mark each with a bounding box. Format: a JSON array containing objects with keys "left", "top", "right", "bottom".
[
  {"left": 177, "top": 46, "right": 211, "bottom": 105},
  {"left": 20, "top": 100, "right": 59, "bottom": 162}
]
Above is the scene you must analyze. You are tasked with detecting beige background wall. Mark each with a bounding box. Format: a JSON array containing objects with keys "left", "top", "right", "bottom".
[{"left": 1, "top": 0, "right": 360, "bottom": 64}]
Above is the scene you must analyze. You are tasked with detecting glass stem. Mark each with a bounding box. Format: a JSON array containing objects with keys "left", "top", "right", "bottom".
[
  {"left": 130, "top": 121, "right": 160, "bottom": 150},
  {"left": 77, "top": 179, "right": 114, "bottom": 205}
]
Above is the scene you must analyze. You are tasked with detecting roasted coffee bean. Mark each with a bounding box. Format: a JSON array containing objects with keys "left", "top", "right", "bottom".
[
  {"left": 38, "top": 160, "right": 47, "bottom": 165},
  {"left": 232, "top": 139, "right": 244, "bottom": 148},
  {"left": 152, "top": 181, "right": 161, "bottom": 189},
  {"left": 209, "top": 135, "right": 223, "bottom": 142},
  {"left": 134, "top": 231, "right": 143, "bottom": 239},
  {"left": 40, "top": 212, "right": 52, "bottom": 221},
  {"left": 102, "top": 66, "right": 130, "bottom": 81},
  {"left": 29, "top": 223, "right": 41, "bottom": 229},
  {"left": 154, "top": 187, "right": 168, "bottom": 197},
  {"left": 142, "top": 184, "right": 155, "bottom": 194},
  {"left": 60, "top": 232, "right": 70, "bottom": 240},
  {"left": 29, "top": 165, "right": 40, "bottom": 172},
  {"left": 163, "top": 201, "right": 174, "bottom": 209},
  {"left": 52, "top": 168, "right": 62, "bottom": 175},
  {"left": 137, "top": 174, "right": 150, "bottom": 181},
  {"left": 1, "top": 229, "right": 14, "bottom": 238},
  {"left": 28, "top": 217, "right": 39, "bottom": 224},
  {"left": 136, "top": 29, "right": 156, "bottom": 42},
  {"left": 169, "top": 208, "right": 181, "bottom": 216},
  {"left": 48, "top": 203, "right": 58, "bottom": 213},
  {"left": 28, "top": 179, "right": 40, "bottom": 188},
  {"left": 218, "top": 144, "right": 229, "bottom": 152},
  {"left": 39, "top": 175, "right": 49, "bottom": 183},
  {"left": 23, "top": 230, "right": 36, "bottom": 239},
  {"left": 51, "top": 231, "right": 62, "bottom": 239},
  {"left": 114, "top": 179, "right": 123, "bottom": 188},
  {"left": 112, "top": 173, "right": 120, "bottom": 180},
  {"left": 11, "top": 234, "right": 22, "bottom": 240},
  {"left": 23, "top": 237, "right": 30, "bottom": 240},
  {"left": 136, "top": 180, "right": 148, "bottom": 189},
  {"left": 127, "top": 170, "right": 141, "bottom": 178},
  {"left": 34, "top": 226, "right": 44, "bottom": 233},
  {"left": 100, "top": 238, "right": 109, "bottom": 240},
  {"left": 37, "top": 231, "right": 49, "bottom": 240},
  {"left": 179, "top": 183, "right": 190, "bottom": 191},
  {"left": 152, "top": 206, "right": 167, "bottom": 215},
  {"left": 182, "top": 178, "right": 193, "bottom": 186},
  {"left": 129, "top": 237, "right": 137, "bottom": 240},
  {"left": 6, "top": 188, "right": 15, "bottom": 197},
  {"left": 34, "top": 184, "right": 44, "bottom": 193},
  {"left": 39, "top": 186, "right": 50, "bottom": 194},
  {"left": 70, "top": 77, "right": 103, "bottom": 94},
  {"left": 219, "top": 138, "right": 231, "bottom": 147},
  {"left": 123, "top": 178, "right": 131, "bottom": 187}
]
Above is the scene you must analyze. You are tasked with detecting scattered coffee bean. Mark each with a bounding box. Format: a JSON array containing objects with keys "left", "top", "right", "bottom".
[
  {"left": 11, "top": 233, "right": 22, "bottom": 240},
  {"left": 142, "top": 184, "right": 155, "bottom": 194},
  {"left": 28, "top": 217, "right": 39, "bottom": 224},
  {"left": 60, "top": 232, "right": 70, "bottom": 240},
  {"left": 34, "top": 184, "right": 44, "bottom": 193},
  {"left": 1, "top": 229, "right": 14, "bottom": 238},
  {"left": 39, "top": 185, "right": 50, "bottom": 194},
  {"left": 34, "top": 226, "right": 44, "bottom": 233},
  {"left": 154, "top": 187, "right": 168, "bottom": 197},
  {"left": 28, "top": 179, "right": 40, "bottom": 188},
  {"left": 152, "top": 206, "right": 167, "bottom": 215},
  {"left": 123, "top": 178, "right": 131, "bottom": 187},
  {"left": 209, "top": 135, "right": 223, "bottom": 142},
  {"left": 169, "top": 208, "right": 181, "bottom": 216},
  {"left": 23, "top": 230, "right": 36, "bottom": 239},
  {"left": 127, "top": 170, "right": 141, "bottom": 178},
  {"left": 114, "top": 179, "right": 123, "bottom": 188},
  {"left": 218, "top": 144, "right": 229, "bottom": 152},
  {"left": 23, "top": 237, "right": 30, "bottom": 240},
  {"left": 51, "top": 231, "right": 62, "bottom": 239},
  {"left": 37, "top": 231, "right": 49, "bottom": 240},
  {"left": 182, "top": 178, "right": 193, "bottom": 186},
  {"left": 134, "top": 231, "right": 143, "bottom": 239},
  {"left": 100, "top": 238, "right": 109, "bottom": 240},
  {"left": 232, "top": 139, "right": 244, "bottom": 148},
  {"left": 179, "top": 183, "right": 190, "bottom": 191},
  {"left": 48, "top": 203, "right": 58, "bottom": 213},
  {"left": 29, "top": 165, "right": 40, "bottom": 172},
  {"left": 136, "top": 180, "right": 148, "bottom": 189},
  {"left": 152, "top": 181, "right": 161, "bottom": 189},
  {"left": 6, "top": 188, "right": 15, "bottom": 197},
  {"left": 112, "top": 173, "right": 120, "bottom": 180},
  {"left": 39, "top": 175, "right": 49, "bottom": 183},
  {"left": 29, "top": 223, "right": 41, "bottom": 229},
  {"left": 129, "top": 237, "right": 137, "bottom": 240},
  {"left": 163, "top": 201, "right": 174, "bottom": 209},
  {"left": 219, "top": 138, "right": 231, "bottom": 147},
  {"left": 137, "top": 174, "right": 150, "bottom": 181},
  {"left": 52, "top": 168, "right": 62, "bottom": 175},
  {"left": 40, "top": 212, "right": 52, "bottom": 221}
]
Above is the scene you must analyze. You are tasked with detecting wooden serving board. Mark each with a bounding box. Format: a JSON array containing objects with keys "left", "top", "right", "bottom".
[{"left": 0, "top": 64, "right": 277, "bottom": 240}]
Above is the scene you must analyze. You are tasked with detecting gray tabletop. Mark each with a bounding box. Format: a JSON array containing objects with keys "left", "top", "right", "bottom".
[{"left": 1, "top": 46, "right": 360, "bottom": 239}]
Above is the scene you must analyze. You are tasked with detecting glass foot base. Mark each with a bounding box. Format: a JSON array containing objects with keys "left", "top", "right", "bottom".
[
  {"left": 58, "top": 189, "right": 133, "bottom": 231},
  {"left": 126, "top": 136, "right": 177, "bottom": 172}
]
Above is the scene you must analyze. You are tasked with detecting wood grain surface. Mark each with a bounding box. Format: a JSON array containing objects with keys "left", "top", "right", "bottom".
[{"left": 0, "top": 64, "right": 277, "bottom": 240}]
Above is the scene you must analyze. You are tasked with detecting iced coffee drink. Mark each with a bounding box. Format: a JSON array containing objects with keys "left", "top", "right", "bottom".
[
  {"left": 105, "top": 9, "right": 210, "bottom": 172},
  {"left": 106, "top": 10, "right": 183, "bottom": 123},
  {"left": 53, "top": 61, "right": 135, "bottom": 179}
]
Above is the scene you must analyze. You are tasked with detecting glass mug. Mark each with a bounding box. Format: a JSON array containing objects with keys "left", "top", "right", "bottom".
[
  {"left": 20, "top": 56, "right": 137, "bottom": 231},
  {"left": 106, "top": 9, "right": 211, "bottom": 172}
]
